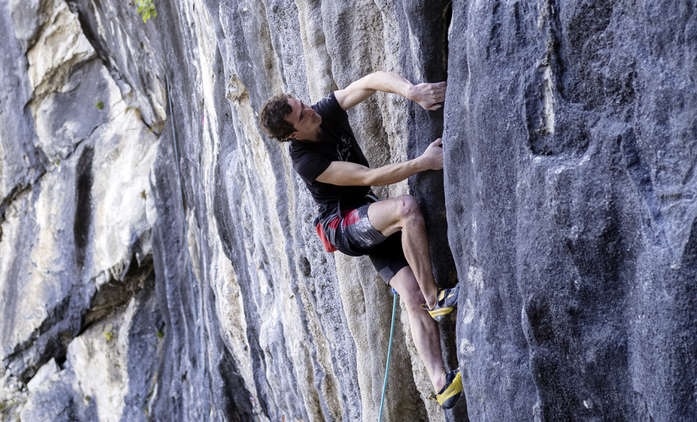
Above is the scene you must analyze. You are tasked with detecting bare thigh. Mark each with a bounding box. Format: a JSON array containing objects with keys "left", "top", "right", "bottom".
[{"left": 367, "top": 195, "right": 415, "bottom": 237}]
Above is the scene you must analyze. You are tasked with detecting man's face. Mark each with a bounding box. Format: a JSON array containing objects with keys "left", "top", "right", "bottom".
[{"left": 284, "top": 97, "right": 321, "bottom": 139}]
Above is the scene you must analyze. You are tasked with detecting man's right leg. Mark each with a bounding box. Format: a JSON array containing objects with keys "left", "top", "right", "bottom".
[
  {"left": 389, "top": 265, "right": 446, "bottom": 392},
  {"left": 368, "top": 195, "right": 439, "bottom": 308}
]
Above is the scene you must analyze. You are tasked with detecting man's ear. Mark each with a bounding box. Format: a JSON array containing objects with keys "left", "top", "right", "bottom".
[{"left": 282, "top": 112, "right": 297, "bottom": 139}]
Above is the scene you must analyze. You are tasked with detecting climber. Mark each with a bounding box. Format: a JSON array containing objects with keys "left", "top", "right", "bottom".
[{"left": 259, "top": 71, "right": 462, "bottom": 409}]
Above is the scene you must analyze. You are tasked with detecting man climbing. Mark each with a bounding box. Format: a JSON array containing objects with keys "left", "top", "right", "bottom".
[{"left": 259, "top": 71, "right": 462, "bottom": 409}]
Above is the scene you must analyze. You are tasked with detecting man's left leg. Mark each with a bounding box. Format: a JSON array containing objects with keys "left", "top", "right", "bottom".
[
  {"left": 367, "top": 196, "right": 460, "bottom": 321},
  {"left": 389, "top": 265, "right": 447, "bottom": 391}
]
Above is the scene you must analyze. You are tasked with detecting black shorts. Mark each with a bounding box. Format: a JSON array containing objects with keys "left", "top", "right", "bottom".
[{"left": 317, "top": 204, "right": 408, "bottom": 284}]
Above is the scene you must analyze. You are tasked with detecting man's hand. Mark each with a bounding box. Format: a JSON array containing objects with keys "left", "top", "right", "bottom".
[
  {"left": 409, "top": 82, "right": 447, "bottom": 111},
  {"left": 419, "top": 138, "right": 444, "bottom": 170}
]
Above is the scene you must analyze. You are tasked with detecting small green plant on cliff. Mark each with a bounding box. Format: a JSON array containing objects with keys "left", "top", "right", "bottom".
[
  {"left": 0, "top": 399, "right": 15, "bottom": 414},
  {"left": 104, "top": 331, "right": 113, "bottom": 342},
  {"left": 135, "top": 0, "right": 157, "bottom": 23},
  {"left": 96, "top": 101, "right": 104, "bottom": 110}
]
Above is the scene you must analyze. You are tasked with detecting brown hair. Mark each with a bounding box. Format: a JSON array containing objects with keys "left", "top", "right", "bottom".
[{"left": 259, "top": 94, "right": 295, "bottom": 141}]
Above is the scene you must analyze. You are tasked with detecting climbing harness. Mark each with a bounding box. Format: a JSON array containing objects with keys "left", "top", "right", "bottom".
[{"left": 378, "top": 288, "right": 399, "bottom": 422}]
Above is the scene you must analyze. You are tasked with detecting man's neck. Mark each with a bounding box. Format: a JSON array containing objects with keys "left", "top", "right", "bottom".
[{"left": 296, "top": 129, "right": 321, "bottom": 142}]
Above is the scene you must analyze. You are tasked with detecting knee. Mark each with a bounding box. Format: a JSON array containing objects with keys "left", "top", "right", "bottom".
[
  {"left": 399, "top": 277, "right": 427, "bottom": 312},
  {"left": 395, "top": 195, "right": 423, "bottom": 224}
]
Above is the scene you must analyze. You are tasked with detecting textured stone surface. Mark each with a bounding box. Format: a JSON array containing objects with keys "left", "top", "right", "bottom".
[
  {"left": 445, "top": 0, "right": 697, "bottom": 420},
  {"left": 1, "top": 0, "right": 695, "bottom": 421}
]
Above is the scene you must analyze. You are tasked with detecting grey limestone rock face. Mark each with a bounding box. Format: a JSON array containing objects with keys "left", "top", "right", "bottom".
[
  {"left": 445, "top": 0, "right": 697, "bottom": 420},
  {"left": 0, "top": 0, "right": 695, "bottom": 421}
]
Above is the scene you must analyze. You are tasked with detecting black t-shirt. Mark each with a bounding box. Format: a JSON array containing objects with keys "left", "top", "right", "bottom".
[{"left": 289, "top": 92, "right": 371, "bottom": 223}]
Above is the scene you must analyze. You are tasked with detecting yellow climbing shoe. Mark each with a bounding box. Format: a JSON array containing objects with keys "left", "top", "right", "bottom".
[
  {"left": 436, "top": 368, "right": 463, "bottom": 409},
  {"left": 425, "top": 284, "right": 460, "bottom": 321}
]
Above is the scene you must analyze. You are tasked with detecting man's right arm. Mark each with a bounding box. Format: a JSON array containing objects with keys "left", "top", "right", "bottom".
[{"left": 316, "top": 138, "right": 443, "bottom": 186}]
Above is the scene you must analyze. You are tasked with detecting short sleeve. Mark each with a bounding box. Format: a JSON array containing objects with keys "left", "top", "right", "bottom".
[
  {"left": 290, "top": 144, "right": 332, "bottom": 183},
  {"left": 313, "top": 92, "right": 347, "bottom": 123}
]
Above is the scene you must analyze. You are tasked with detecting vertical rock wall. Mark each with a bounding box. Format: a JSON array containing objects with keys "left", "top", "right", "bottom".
[
  {"left": 446, "top": 0, "right": 697, "bottom": 420},
  {"left": 0, "top": 0, "right": 695, "bottom": 421},
  {"left": 1, "top": 0, "right": 458, "bottom": 421}
]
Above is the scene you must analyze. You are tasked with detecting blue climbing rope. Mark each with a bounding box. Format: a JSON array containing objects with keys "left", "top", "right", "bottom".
[{"left": 378, "top": 289, "right": 399, "bottom": 422}]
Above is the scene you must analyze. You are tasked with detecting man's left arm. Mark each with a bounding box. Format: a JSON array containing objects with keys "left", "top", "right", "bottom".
[{"left": 334, "top": 71, "right": 446, "bottom": 111}]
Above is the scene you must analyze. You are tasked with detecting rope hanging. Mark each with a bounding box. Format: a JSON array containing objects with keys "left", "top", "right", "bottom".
[{"left": 378, "top": 289, "right": 399, "bottom": 422}]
